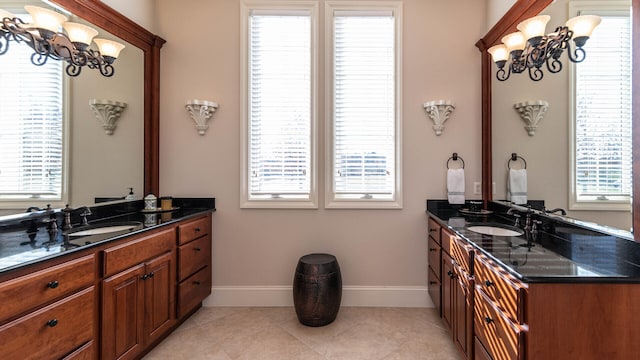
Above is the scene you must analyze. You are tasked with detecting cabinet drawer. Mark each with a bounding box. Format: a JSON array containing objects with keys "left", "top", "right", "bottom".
[
  {"left": 451, "top": 236, "right": 473, "bottom": 274},
  {"left": 428, "top": 217, "right": 441, "bottom": 245},
  {"left": 0, "top": 255, "right": 95, "bottom": 322},
  {"left": 474, "top": 254, "right": 525, "bottom": 323},
  {"left": 178, "top": 235, "right": 210, "bottom": 281},
  {"left": 441, "top": 228, "right": 454, "bottom": 255},
  {"left": 0, "top": 286, "right": 95, "bottom": 360},
  {"left": 474, "top": 288, "right": 524, "bottom": 360},
  {"left": 178, "top": 216, "right": 210, "bottom": 245},
  {"left": 427, "top": 237, "right": 441, "bottom": 279},
  {"left": 178, "top": 266, "right": 211, "bottom": 317},
  {"left": 103, "top": 228, "right": 175, "bottom": 277}
]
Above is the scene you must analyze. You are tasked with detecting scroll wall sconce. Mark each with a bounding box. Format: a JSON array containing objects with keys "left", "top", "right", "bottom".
[
  {"left": 185, "top": 100, "right": 219, "bottom": 135},
  {"left": 514, "top": 100, "right": 548, "bottom": 136},
  {"left": 0, "top": 6, "right": 125, "bottom": 77},
  {"left": 423, "top": 100, "right": 455, "bottom": 136},
  {"left": 89, "top": 99, "right": 127, "bottom": 135}
]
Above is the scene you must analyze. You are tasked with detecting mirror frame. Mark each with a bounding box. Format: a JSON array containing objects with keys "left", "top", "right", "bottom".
[
  {"left": 476, "top": 0, "right": 640, "bottom": 240},
  {"left": 50, "top": 0, "right": 165, "bottom": 197}
]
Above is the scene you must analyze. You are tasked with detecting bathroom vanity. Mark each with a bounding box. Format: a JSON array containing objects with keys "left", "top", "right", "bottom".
[
  {"left": 0, "top": 199, "right": 215, "bottom": 360},
  {"left": 427, "top": 200, "right": 640, "bottom": 360}
]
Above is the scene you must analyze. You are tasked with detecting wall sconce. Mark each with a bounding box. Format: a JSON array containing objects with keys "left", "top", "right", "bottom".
[
  {"left": 90, "top": 99, "right": 127, "bottom": 135},
  {"left": 423, "top": 100, "right": 455, "bottom": 136},
  {"left": 514, "top": 100, "right": 549, "bottom": 136},
  {"left": 488, "top": 15, "right": 601, "bottom": 81},
  {"left": 185, "top": 99, "right": 218, "bottom": 135},
  {"left": 0, "top": 6, "right": 125, "bottom": 77}
]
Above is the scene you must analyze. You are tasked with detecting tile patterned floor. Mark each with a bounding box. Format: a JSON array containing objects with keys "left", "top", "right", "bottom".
[{"left": 143, "top": 307, "right": 460, "bottom": 360}]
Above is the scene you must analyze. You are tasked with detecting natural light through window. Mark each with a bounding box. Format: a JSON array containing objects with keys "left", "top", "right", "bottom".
[
  {"left": 326, "top": 4, "right": 402, "bottom": 209},
  {"left": 241, "top": 3, "right": 317, "bottom": 208},
  {"left": 571, "top": 5, "right": 631, "bottom": 210},
  {"left": 0, "top": 14, "right": 64, "bottom": 203}
]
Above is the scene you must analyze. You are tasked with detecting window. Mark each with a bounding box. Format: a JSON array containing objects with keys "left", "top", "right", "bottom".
[
  {"left": 240, "top": 1, "right": 318, "bottom": 208},
  {"left": 325, "top": 2, "right": 402, "bottom": 208},
  {"left": 570, "top": 2, "right": 631, "bottom": 211},
  {"left": 0, "top": 17, "right": 66, "bottom": 206}
]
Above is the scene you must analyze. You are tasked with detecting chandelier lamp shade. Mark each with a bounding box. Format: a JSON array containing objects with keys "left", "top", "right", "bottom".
[
  {"left": 0, "top": 6, "right": 125, "bottom": 77},
  {"left": 488, "top": 14, "right": 601, "bottom": 81}
]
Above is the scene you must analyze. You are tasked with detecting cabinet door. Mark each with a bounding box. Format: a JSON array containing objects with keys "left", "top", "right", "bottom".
[
  {"left": 144, "top": 252, "right": 176, "bottom": 344},
  {"left": 454, "top": 269, "right": 473, "bottom": 359},
  {"left": 441, "top": 252, "right": 454, "bottom": 333},
  {"left": 102, "top": 264, "right": 146, "bottom": 360}
]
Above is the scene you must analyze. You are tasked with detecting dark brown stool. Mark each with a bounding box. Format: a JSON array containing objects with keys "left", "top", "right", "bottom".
[{"left": 293, "top": 253, "right": 342, "bottom": 327}]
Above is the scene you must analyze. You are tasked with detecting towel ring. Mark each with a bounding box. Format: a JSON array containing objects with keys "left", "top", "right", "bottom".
[
  {"left": 447, "top": 153, "right": 465, "bottom": 169},
  {"left": 508, "top": 153, "right": 527, "bottom": 169}
]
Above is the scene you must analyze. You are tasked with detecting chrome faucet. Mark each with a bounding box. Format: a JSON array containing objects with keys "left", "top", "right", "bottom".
[{"left": 545, "top": 208, "right": 567, "bottom": 216}]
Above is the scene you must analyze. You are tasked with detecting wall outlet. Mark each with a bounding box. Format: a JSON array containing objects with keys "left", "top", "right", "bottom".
[{"left": 473, "top": 182, "right": 481, "bottom": 194}]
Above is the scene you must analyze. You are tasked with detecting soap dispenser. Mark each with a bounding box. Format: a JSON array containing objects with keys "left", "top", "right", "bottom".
[{"left": 125, "top": 187, "right": 136, "bottom": 200}]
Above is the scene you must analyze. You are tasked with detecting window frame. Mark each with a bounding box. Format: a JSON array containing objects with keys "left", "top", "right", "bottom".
[
  {"left": 569, "top": 0, "right": 631, "bottom": 212},
  {"left": 0, "top": 7, "right": 70, "bottom": 210},
  {"left": 324, "top": 0, "right": 403, "bottom": 209},
  {"left": 240, "top": 0, "right": 319, "bottom": 209}
]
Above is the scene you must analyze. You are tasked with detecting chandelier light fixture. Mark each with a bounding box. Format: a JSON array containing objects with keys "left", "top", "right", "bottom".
[
  {"left": 488, "top": 14, "right": 601, "bottom": 81},
  {"left": 0, "top": 6, "right": 125, "bottom": 77}
]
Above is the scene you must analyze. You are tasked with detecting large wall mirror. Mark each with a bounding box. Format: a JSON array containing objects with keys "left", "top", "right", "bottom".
[
  {"left": 0, "top": 0, "right": 163, "bottom": 215},
  {"left": 478, "top": 0, "right": 640, "bottom": 239}
]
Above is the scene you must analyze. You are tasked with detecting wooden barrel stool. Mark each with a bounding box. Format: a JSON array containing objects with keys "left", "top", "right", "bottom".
[{"left": 293, "top": 253, "right": 342, "bottom": 327}]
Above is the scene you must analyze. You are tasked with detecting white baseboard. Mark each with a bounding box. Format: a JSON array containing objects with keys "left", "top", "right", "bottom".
[{"left": 203, "top": 285, "right": 433, "bottom": 308}]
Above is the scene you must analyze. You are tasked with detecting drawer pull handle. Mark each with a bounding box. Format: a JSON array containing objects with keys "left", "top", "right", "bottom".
[
  {"left": 47, "top": 280, "right": 59, "bottom": 289},
  {"left": 485, "top": 280, "right": 495, "bottom": 287},
  {"left": 47, "top": 319, "right": 58, "bottom": 327},
  {"left": 428, "top": 281, "right": 438, "bottom": 285},
  {"left": 195, "top": 227, "right": 201, "bottom": 232},
  {"left": 194, "top": 247, "right": 202, "bottom": 252},
  {"left": 484, "top": 316, "right": 494, "bottom": 324},
  {"left": 193, "top": 281, "right": 201, "bottom": 285},
  {"left": 428, "top": 228, "right": 436, "bottom": 233},
  {"left": 428, "top": 248, "right": 437, "bottom": 252}
]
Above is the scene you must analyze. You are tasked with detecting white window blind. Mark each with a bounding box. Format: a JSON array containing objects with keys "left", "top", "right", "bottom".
[
  {"left": 331, "top": 11, "right": 397, "bottom": 202},
  {"left": 574, "top": 13, "right": 631, "bottom": 204},
  {"left": 0, "top": 37, "right": 64, "bottom": 201},
  {"left": 247, "top": 11, "right": 312, "bottom": 201}
]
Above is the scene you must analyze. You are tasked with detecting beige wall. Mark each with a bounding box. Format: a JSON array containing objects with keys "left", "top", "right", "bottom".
[
  {"left": 491, "top": 0, "right": 632, "bottom": 231},
  {"left": 486, "top": 0, "right": 516, "bottom": 31},
  {"left": 101, "top": 0, "right": 157, "bottom": 32},
  {"left": 153, "top": 0, "right": 485, "bottom": 294}
]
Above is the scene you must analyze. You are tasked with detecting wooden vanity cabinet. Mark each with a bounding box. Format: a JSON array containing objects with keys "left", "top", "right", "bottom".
[
  {"left": 427, "top": 217, "right": 442, "bottom": 313},
  {"left": 439, "top": 225, "right": 474, "bottom": 360},
  {"left": 0, "top": 254, "right": 97, "bottom": 360},
  {"left": 473, "top": 253, "right": 526, "bottom": 360},
  {"left": 101, "top": 228, "right": 177, "bottom": 360},
  {"left": 177, "top": 215, "right": 212, "bottom": 318}
]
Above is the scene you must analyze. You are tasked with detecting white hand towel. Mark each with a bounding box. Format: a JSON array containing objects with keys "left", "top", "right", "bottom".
[
  {"left": 447, "top": 168, "right": 465, "bottom": 205},
  {"left": 508, "top": 169, "right": 527, "bottom": 205}
]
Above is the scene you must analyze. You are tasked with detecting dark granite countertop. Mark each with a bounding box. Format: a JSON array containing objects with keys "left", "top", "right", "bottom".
[
  {"left": 426, "top": 200, "right": 640, "bottom": 283},
  {"left": 0, "top": 198, "right": 215, "bottom": 273}
]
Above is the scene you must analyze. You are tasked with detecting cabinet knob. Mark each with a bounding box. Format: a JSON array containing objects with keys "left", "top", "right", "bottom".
[
  {"left": 484, "top": 316, "right": 494, "bottom": 324},
  {"left": 47, "top": 280, "right": 59, "bottom": 289},
  {"left": 148, "top": 272, "right": 155, "bottom": 278},
  {"left": 46, "top": 319, "right": 58, "bottom": 327},
  {"left": 485, "top": 280, "right": 495, "bottom": 287},
  {"left": 447, "top": 270, "right": 457, "bottom": 279},
  {"left": 141, "top": 274, "right": 148, "bottom": 280}
]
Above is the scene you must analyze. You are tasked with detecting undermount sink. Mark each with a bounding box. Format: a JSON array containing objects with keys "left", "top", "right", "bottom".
[
  {"left": 465, "top": 223, "right": 524, "bottom": 237},
  {"left": 65, "top": 221, "right": 143, "bottom": 237}
]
